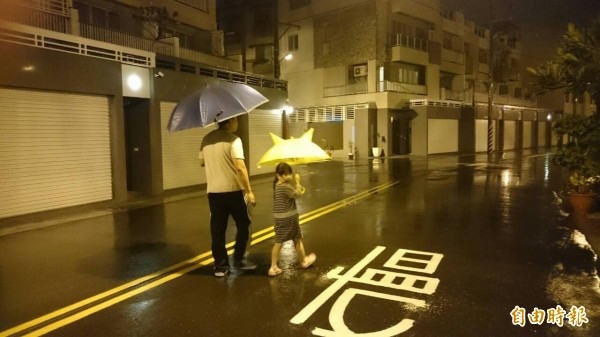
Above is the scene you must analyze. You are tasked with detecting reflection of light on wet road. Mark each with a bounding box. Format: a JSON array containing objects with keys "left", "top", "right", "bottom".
[{"left": 502, "top": 170, "right": 512, "bottom": 186}]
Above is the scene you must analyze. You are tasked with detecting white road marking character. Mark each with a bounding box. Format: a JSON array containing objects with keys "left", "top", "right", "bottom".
[
  {"left": 312, "top": 288, "right": 426, "bottom": 337},
  {"left": 291, "top": 246, "right": 444, "bottom": 336}
]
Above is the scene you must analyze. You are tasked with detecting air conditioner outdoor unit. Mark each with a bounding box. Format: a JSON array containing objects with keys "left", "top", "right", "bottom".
[{"left": 353, "top": 65, "right": 367, "bottom": 77}]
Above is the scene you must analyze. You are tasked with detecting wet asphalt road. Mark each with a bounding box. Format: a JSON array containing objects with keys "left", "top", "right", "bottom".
[{"left": 1, "top": 149, "right": 599, "bottom": 337}]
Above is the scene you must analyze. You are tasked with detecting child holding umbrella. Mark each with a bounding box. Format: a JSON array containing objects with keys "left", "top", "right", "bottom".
[{"left": 269, "top": 162, "right": 316, "bottom": 276}]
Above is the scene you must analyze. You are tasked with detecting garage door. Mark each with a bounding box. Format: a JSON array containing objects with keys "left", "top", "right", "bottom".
[
  {"left": 0, "top": 88, "right": 111, "bottom": 219},
  {"left": 538, "top": 122, "right": 546, "bottom": 147},
  {"left": 428, "top": 119, "right": 458, "bottom": 154},
  {"left": 503, "top": 120, "right": 516, "bottom": 150},
  {"left": 249, "top": 110, "right": 282, "bottom": 176},
  {"left": 160, "top": 101, "right": 212, "bottom": 190}
]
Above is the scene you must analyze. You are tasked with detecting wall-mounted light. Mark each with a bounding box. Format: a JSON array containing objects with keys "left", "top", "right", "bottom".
[
  {"left": 121, "top": 64, "right": 150, "bottom": 98},
  {"left": 546, "top": 113, "right": 552, "bottom": 121},
  {"left": 127, "top": 74, "right": 142, "bottom": 92},
  {"left": 279, "top": 53, "right": 293, "bottom": 61},
  {"left": 154, "top": 71, "right": 164, "bottom": 78},
  {"left": 22, "top": 65, "right": 35, "bottom": 71},
  {"left": 282, "top": 105, "right": 293, "bottom": 114}
]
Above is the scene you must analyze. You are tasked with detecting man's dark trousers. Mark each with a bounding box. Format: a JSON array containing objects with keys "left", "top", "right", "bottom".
[{"left": 208, "top": 190, "right": 251, "bottom": 272}]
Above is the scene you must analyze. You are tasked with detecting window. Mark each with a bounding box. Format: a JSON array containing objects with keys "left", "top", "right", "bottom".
[
  {"left": 288, "top": 34, "right": 298, "bottom": 51},
  {"left": 254, "top": 45, "right": 269, "bottom": 64},
  {"left": 475, "top": 26, "right": 486, "bottom": 38},
  {"left": 253, "top": 10, "right": 271, "bottom": 37},
  {"left": 398, "top": 63, "right": 425, "bottom": 85},
  {"left": 479, "top": 49, "right": 488, "bottom": 64},
  {"left": 499, "top": 85, "right": 508, "bottom": 95},
  {"left": 290, "top": 0, "right": 310, "bottom": 10},
  {"left": 442, "top": 32, "right": 460, "bottom": 52},
  {"left": 514, "top": 88, "right": 523, "bottom": 98},
  {"left": 108, "top": 12, "right": 119, "bottom": 30},
  {"left": 165, "top": 28, "right": 193, "bottom": 49},
  {"left": 91, "top": 7, "right": 106, "bottom": 26},
  {"left": 74, "top": 1, "right": 119, "bottom": 29},
  {"left": 73, "top": 1, "right": 89, "bottom": 23}
]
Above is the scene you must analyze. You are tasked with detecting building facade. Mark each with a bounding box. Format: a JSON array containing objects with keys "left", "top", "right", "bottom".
[
  {"left": 274, "top": 0, "right": 557, "bottom": 158},
  {"left": 0, "top": 0, "right": 288, "bottom": 219}
]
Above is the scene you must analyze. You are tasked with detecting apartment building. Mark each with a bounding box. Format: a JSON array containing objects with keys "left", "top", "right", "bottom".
[
  {"left": 273, "top": 0, "right": 556, "bottom": 158},
  {"left": 0, "top": 0, "right": 287, "bottom": 219}
]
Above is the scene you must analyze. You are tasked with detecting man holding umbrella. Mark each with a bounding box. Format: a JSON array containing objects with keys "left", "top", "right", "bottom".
[
  {"left": 200, "top": 116, "right": 257, "bottom": 277},
  {"left": 168, "top": 81, "right": 268, "bottom": 277}
]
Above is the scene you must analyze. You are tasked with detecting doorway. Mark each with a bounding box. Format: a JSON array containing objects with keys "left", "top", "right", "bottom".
[
  {"left": 392, "top": 116, "right": 411, "bottom": 155},
  {"left": 124, "top": 97, "right": 152, "bottom": 195}
]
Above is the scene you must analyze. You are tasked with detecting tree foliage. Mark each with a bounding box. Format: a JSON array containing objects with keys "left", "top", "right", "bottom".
[
  {"left": 527, "top": 16, "right": 600, "bottom": 108},
  {"left": 137, "top": 7, "right": 179, "bottom": 40}
]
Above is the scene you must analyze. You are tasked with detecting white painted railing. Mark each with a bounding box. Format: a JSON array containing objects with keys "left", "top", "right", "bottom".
[
  {"left": 0, "top": 20, "right": 155, "bottom": 67},
  {"left": 289, "top": 103, "right": 373, "bottom": 123},
  {"left": 389, "top": 33, "right": 428, "bottom": 52},
  {"left": 324, "top": 82, "right": 368, "bottom": 97},
  {"left": 379, "top": 81, "right": 426, "bottom": 94},
  {"left": 404, "top": 99, "right": 464, "bottom": 108}
]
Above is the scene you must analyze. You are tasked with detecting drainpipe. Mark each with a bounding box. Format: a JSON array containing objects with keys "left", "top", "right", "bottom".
[{"left": 273, "top": 0, "right": 280, "bottom": 79}]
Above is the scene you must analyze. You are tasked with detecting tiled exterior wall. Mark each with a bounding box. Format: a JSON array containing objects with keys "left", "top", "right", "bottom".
[{"left": 313, "top": 2, "right": 377, "bottom": 68}]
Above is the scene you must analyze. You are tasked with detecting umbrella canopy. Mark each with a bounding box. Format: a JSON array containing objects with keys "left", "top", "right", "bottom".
[
  {"left": 257, "top": 128, "right": 332, "bottom": 167},
  {"left": 167, "top": 81, "right": 269, "bottom": 132}
]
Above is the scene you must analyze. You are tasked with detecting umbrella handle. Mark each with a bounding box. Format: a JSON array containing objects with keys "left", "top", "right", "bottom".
[{"left": 214, "top": 110, "right": 224, "bottom": 123}]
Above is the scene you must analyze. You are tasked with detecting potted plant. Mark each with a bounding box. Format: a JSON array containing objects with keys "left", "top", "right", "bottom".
[
  {"left": 372, "top": 134, "right": 386, "bottom": 157},
  {"left": 552, "top": 114, "right": 600, "bottom": 216},
  {"left": 321, "top": 138, "right": 334, "bottom": 157}
]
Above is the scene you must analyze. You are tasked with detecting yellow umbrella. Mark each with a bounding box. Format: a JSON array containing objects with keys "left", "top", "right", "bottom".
[{"left": 257, "top": 128, "right": 332, "bottom": 167}]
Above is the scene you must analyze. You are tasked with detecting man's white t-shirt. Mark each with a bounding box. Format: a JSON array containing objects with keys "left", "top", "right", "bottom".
[{"left": 200, "top": 129, "right": 245, "bottom": 193}]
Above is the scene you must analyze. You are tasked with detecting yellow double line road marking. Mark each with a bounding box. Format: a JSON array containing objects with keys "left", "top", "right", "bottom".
[{"left": 1, "top": 180, "right": 397, "bottom": 337}]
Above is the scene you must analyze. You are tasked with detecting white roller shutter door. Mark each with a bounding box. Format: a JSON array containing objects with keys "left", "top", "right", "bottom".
[
  {"left": 503, "top": 120, "right": 516, "bottom": 150},
  {"left": 428, "top": 119, "right": 458, "bottom": 154},
  {"left": 0, "top": 88, "right": 111, "bottom": 218},
  {"left": 475, "top": 120, "right": 489, "bottom": 153},
  {"left": 538, "top": 122, "right": 546, "bottom": 146},
  {"left": 249, "top": 110, "right": 282, "bottom": 176},
  {"left": 160, "top": 102, "right": 212, "bottom": 190}
]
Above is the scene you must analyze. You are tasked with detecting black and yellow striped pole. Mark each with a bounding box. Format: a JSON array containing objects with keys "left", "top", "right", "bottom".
[{"left": 487, "top": 82, "right": 494, "bottom": 154}]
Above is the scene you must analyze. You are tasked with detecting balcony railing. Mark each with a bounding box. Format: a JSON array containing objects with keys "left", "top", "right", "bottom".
[
  {"left": 0, "top": 20, "right": 154, "bottom": 67},
  {"left": 0, "top": 1, "right": 67, "bottom": 33},
  {"left": 389, "top": 33, "right": 428, "bottom": 52},
  {"left": 3, "top": 2, "right": 241, "bottom": 71},
  {"left": 80, "top": 23, "right": 172, "bottom": 54},
  {"left": 404, "top": 99, "right": 464, "bottom": 108},
  {"left": 324, "top": 82, "right": 368, "bottom": 97},
  {"left": 441, "top": 88, "right": 464, "bottom": 101},
  {"left": 378, "top": 80, "right": 426, "bottom": 95}
]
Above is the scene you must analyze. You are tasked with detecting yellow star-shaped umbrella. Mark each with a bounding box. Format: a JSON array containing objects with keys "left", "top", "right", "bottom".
[{"left": 257, "top": 128, "right": 332, "bottom": 167}]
